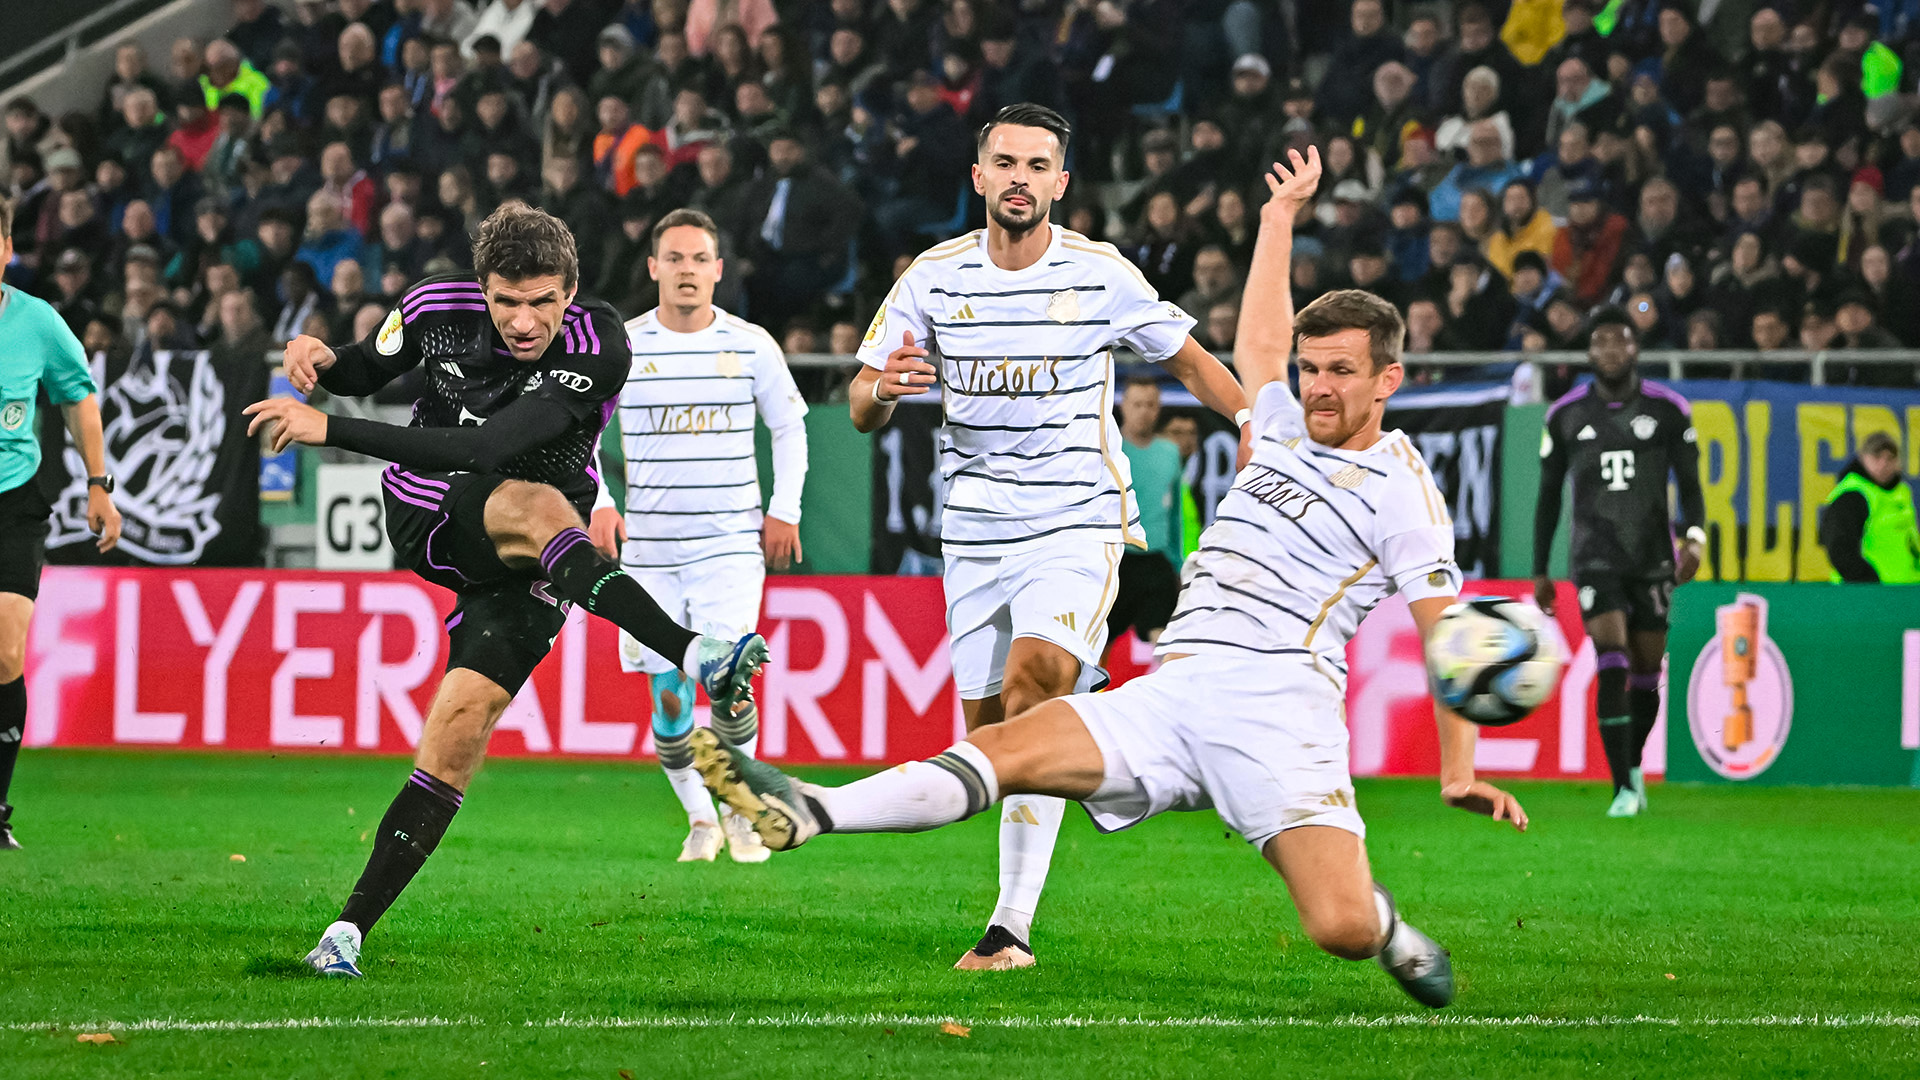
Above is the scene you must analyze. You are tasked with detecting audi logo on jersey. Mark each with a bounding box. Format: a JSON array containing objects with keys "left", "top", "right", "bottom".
[{"left": 551, "top": 371, "right": 594, "bottom": 392}]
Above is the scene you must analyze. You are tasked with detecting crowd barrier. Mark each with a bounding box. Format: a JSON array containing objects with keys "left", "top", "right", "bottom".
[{"left": 26, "top": 568, "right": 1628, "bottom": 780}]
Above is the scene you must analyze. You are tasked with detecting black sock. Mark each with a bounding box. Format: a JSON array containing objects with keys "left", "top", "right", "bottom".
[
  {"left": 539, "top": 528, "right": 698, "bottom": 669},
  {"left": 1596, "top": 662, "right": 1632, "bottom": 794},
  {"left": 1628, "top": 682, "right": 1661, "bottom": 770},
  {"left": 0, "top": 677, "right": 24, "bottom": 807},
  {"left": 338, "top": 769, "right": 462, "bottom": 934}
]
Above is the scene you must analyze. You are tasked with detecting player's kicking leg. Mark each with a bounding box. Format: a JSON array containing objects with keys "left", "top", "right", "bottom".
[
  {"left": 1624, "top": 616, "right": 1672, "bottom": 813},
  {"left": 691, "top": 693, "right": 1455, "bottom": 1007}
]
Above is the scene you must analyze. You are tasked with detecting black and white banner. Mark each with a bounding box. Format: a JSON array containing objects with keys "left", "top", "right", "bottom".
[
  {"left": 46, "top": 348, "right": 263, "bottom": 566},
  {"left": 867, "top": 383, "right": 1506, "bottom": 579}
]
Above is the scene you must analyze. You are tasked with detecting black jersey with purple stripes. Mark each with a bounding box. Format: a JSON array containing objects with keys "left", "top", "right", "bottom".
[
  {"left": 1535, "top": 378, "right": 1704, "bottom": 578},
  {"left": 319, "top": 273, "right": 630, "bottom": 510}
]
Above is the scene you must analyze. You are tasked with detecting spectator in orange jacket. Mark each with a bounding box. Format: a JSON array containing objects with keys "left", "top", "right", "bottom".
[
  {"left": 1551, "top": 180, "right": 1627, "bottom": 304},
  {"left": 592, "top": 95, "right": 654, "bottom": 196}
]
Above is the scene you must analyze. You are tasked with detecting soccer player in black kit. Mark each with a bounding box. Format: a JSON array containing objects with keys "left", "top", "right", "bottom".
[
  {"left": 245, "top": 205, "right": 768, "bottom": 976},
  {"left": 1532, "top": 307, "right": 1704, "bottom": 818}
]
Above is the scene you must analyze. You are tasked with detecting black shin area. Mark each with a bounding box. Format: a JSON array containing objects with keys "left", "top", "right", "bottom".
[
  {"left": 538, "top": 528, "right": 697, "bottom": 665},
  {"left": 1596, "top": 660, "right": 1632, "bottom": 793},
  {"left": 338, "top": 769, "right": 463, "bottom": 933},
  {"left": 0, "top": 677, "right": 23, "bottom": 805}
]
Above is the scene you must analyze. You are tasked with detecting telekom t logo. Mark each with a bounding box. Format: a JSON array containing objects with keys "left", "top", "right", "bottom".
[{"left": 1600, "top": 450, "right": 1636, "bottom": 491}]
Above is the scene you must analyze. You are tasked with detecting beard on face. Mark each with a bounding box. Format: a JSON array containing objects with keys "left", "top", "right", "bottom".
[{"left": 988, "top": 187, "right": 1048, "bottom": 234}]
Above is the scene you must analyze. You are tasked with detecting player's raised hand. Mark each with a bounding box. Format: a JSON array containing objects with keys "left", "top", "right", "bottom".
[
  {"left": 283, "top": 335, "right": 338, "bottom": 395},
  {"left": 243, "top": 396, "right": 330, "bottom": 453},
  {"left": 1261, "top": 146, "right": 1322, "bottom": 225},
  {"left": 588, "top": 506, "right": 626, "bottom": 557},
  {"left": 1441, "top": 779, "right": 1530, "bottom": 832},
  {"left": 877, "top": 329, "right": 936, "bottom": 401},
  {"left": 763, "top": 515, "right": 803, "bottom": 570}
]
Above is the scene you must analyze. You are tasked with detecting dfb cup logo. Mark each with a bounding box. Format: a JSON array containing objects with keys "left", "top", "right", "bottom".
[{"left": 1685, "top": 593, "right": 1794, "bottom": 779}]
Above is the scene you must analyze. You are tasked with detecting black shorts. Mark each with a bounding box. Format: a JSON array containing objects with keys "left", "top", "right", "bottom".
[
  {"left": 381, "top": 467, "right": 570, "bottom": 695},
  {"left": 0, "top": 480, "right": 51, "bottom": 601},
  {"left": 1105, "top": 549, "right": 1181, "bottom": 645},
  {"left": 1573, "top": 572, "right": 1675, "bottom": 633}
]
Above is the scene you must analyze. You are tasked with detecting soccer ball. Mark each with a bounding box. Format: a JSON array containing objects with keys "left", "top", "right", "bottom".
[{"left": 1425, "top": 597, "right": 1563, "bottom": 726}]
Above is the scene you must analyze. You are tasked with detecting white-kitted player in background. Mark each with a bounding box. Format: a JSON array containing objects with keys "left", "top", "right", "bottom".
[
  {"left": 848, "top": 103, "right": 1254, "bottom": 970},
  {"left": 692, "top": 149, "right": 1530, "bottom": 1009},
  {"left": 591, "top": 208, "right": 808, "bottom": 864}
]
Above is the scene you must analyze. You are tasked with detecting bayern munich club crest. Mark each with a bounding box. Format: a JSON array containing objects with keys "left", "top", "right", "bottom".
[{"left": 1685, "top": 593, "right": 1794, "bottom": 780}]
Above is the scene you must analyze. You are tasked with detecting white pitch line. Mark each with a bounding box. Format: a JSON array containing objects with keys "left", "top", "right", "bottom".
[{"left": 8, "top": 1014, "right": 1920, "bottom": 1034}]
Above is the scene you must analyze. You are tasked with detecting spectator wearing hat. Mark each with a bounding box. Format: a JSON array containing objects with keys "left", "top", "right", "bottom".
[
  {"left": 201, "top": 94, "right": 254, "bottom": 199},
  {"left": 1821, "top": 432, "right": 1920, "bottom": 583},
  {"left": 1385, "top": 126, "right": 1449, "bottom": 199},
  {"left": 200, "top": 38, "right": 270, "bottom": 119},
  {"left": 27, "top": 147, "right": 89, "bottom": 253},
  {"left": 1505, "top": 249, "right": 1566, "bottom": 320},
  {"left": 1837, "top": 166, "right": 1896, "bottom": 273},
  {"left": 1428, "top": 118, "right": 1523, "bottom": 223},
  {"left": 1217, "top": 54, "right": 1281, "bottom": 180},
  {"left": 1322, "top": 177, "right": 1383, "bottom": 268},
  {"left": 1316, "top": 0, "right": 1403, "bottom": 129},
  {"left": 1552, "top": 179, "right": 1628, "bottom": 305},
  {"left": 261, "top": 41, "right": 317, "bottom": 124},
  {"left": 1485, "top": 178, "right": 1557, "bottom": 280},
  {"left": 465, "top": 0, "right": 538, "bottom": 59},
  {"left": 587, "top": 25, "right": 658, "bottom": 108},
  {"left": 47, "top": 249, "right": 103, "bottom": 334}
]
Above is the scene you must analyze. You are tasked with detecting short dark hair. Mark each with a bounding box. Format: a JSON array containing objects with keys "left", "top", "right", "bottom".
[
  {"left": 0, "top": 195, "right": 11, "bottom": 240},
  {"left": 471, "top": 203, "right": 579, "bottom": 291},
  {"left": 977, "top": 102, "right": 1071, "bottom": 158},
  {"left": 651, "top": 207, "right": 720, "bottom": 253},
  {"left": 1861, "top": 431, "right": 1900, "bottom": 458},
  {"left": 1292, "top": 289, "right": 1405, "bottom": 372},
  {"left": 1586, "top": 305, "right": 1635, "bottom": 336}
]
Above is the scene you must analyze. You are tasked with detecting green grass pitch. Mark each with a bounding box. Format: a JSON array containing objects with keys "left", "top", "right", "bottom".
[{"left": 3, "top": 751, "right": 1918, "bottom": 1078}]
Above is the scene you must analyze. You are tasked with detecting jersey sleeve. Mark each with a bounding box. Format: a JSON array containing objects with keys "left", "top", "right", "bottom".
[
  {"left": 37, "top": 303, "right": 95, "bottom": 404},
  {"left": 1377, "top": 446, "right": 1462, "bottom": 602},
  {"left": 1667, "top": 400, "right": 1704, "bottom": 535},
  {"left": 321, "top": 295, "right": 426, "bottom": 396},
  {"left": 752, "top": 332, "right": 809, "bottom": 523},
  {"left": 1106, "top": 256, "right": 1196, "bottom": 363},
  {"left": 854, "top": 269, "right": 931, "bottom": 371},
  {"left": 1251, "top": 379, "right": 1306, "bottom": 441},
  {"left": 528, "top": 311, "right": 629, "bottom": 420}
]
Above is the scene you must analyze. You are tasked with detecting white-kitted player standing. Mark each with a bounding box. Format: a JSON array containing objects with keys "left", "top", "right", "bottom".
[
  {"left": 589, "top": 208, "right": 808, "bottom": 864},
  {"left": 849, "top": 103, "right": 1254, "bottom": 969},
  {"left": 690, "top": 148, "right": 1531, "bottom": 1010}
]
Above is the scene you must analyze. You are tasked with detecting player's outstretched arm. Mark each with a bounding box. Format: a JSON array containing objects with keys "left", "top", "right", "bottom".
[
  {"left": 1408, "top": 595, "right": 1530, "bottom": 832},
  {"left": 1234, "top": 147, "right": 1321, "bottom": 403},
  {"left": 1161, "top": 337, "right": 1252, "bottom": 465}
]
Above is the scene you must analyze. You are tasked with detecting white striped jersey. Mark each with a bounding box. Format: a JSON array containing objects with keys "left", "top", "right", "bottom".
[
  {"left": 856, "top": 225, "right": 1196, "bottom": 558},
  {"left": 1157, "top": 380, "right": 1461, "bottom": 688},
  {"left": 617, "top": 307, "right": 808, "bottom": 567}
]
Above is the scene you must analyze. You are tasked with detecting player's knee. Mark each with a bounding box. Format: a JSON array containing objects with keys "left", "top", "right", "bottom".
[
  {"left": 0, "top": 641, "right": 23, "bottom": 685},
  {"left": 1302, "top": 907, "right": 1386, "bottom": 961},
  {"left": 486, "top": 480, "right": 581, "bottom": 550}
]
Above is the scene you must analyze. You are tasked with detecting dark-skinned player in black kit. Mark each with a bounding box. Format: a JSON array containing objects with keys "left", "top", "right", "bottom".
[
  {"left": 1533, "top": 307, "right": 1705, "bottom": 818},
  {"left": 244, "top": 204, "right": 769, "bottom": 976}
]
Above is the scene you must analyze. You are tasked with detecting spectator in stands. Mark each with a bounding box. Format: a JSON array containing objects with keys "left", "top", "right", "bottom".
[
  {"left": 737, "top": 131, "right": 859, "bottom": 332},
  {"left": 1833, "top": 289, "right": 1904, "bottom": 375},
  {"left": 296, "top": 190, "right": 365, "bottom": 287},
  {"left": 1353, "top": 61, "right": 1420, "bottom": 167},
  {"left": 1429, "top": 119, "right": 1522, "bottom": 223},
  {"left": 686, "top": 142, "right": 747, "bottom": 234},
  {"left": 201, "top": 39, "right": 269, "bottom": 119},
  {"left": 1128, "top": 190, "right": 1198, "bottom": 300},
  {"left": 1485, "top": 179, "right": 1556, "bottom": 279},
  {"left": 971, "top": 14, "right": 1061, "bottom": 126},
  {"left": 1218, "top": 53, "right": 1281, "bottom": 183},
  {"left": 1176, "top": 245, "right": 1238, "bottom": 323},
  {"left": 871, "top": 72, "right": 969, "bottom": 253},
  {"left": 1821, "top": 432, "right": 1920, "bottom": 584},
  {"left": 1653, "top": 5, "right": 1717, "bottom": 116},
  {"left": 1837, "top": 168, "right": 1896, "bottom": 273},
  {"left": 1630, "top": 176, "right": 1711, "bottom": 269},
  {"left": 1200, "top": 184, "right": 1252, "bottom": 270},
  {"left": 1859, "top": 244, "right": 1918, "bottom": 347},
  {"left": 1346, "top": 237, "right": 1403, "bottom": 310},
  {"left": 529, "top": 0, "right": 608, "bottom": 84},
  {"left": 1456, "top": 188, "right": 1498, "bottom": 255},
  {"left": 467, "top": 0, "right": 539, "bottom": 58},
  {"left": 593, "top": 96, "right": 653, "bottom": 197},
  {"left": 1506, "top": 248, "right": 1564, "bottom": 320},
  {"left": 1399, "top": 10, "right": 1444, "bottom": 102},
  {"left": 100, "top": 45, "right": 169, "bottom": 135},
  {"left": 688, "top": 0, "right": 779, "bottom": 57},
  {"left": 1317, "top": 0, "right": 1402, "bottom": 129},
  {"left": 106, "top": 88, "right": 170, "bottom": 175},
  {"left": 1436, "top": 66, "right": 1514, "bottom": 163},
  {"left": 1434, "top": 4, "right": 1524, "bottom": 120},
  {"left": 365, "top": 202, "right": 428, "bottom": 283},
  {"left": 423, "top": 0, "right": 481, "bottom": 49},
  {"left": 1442, "top": 250, "right": 1516, "bottom": 350},
  {"left": 316, "top": 25, "right": 385, "bottom": 114},
  {"left": 1387, "top": 129, "right": 1449, "bottom": 202},
  {"left": 1553, "top": 180, "right": 1627, "bottom": 304}
]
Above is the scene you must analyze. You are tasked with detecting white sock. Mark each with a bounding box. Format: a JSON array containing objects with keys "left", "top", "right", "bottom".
[
  {"left": 1374, "top": 885, "right": 1404, "bottom": 962},
  {"left": 990, "top": 794, "right": 1065, "bottom": 942},
  {"left": 664, "top": 764, "right": 718, "bottom": 825},
  {"left": 680, "top": 637, "right": 705, "bottom": 679},
  {"left": 813, "top": 742, "right": 999, "bottom": 833}
]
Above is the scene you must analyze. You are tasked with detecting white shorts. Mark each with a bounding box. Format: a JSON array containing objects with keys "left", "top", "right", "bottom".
[
  {"left": 618, "top": 551, "right": 766, "bottom": 675},
  {"left": 1063, "top": 653, "right": 1365, "bottom": 850},
  {"left": 944, "top": 540, "right": 1122, "bottom": 699}
]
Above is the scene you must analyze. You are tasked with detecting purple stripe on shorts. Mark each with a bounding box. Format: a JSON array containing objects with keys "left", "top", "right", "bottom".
[
  {"left": 383, "top": 482, "right": 443, "bottom": 512},
  {"left": 1597, "top": 650, "right": 1631, "bottom": 671},
  {"left": 1628, "top": 672, "right": 1662, "bottom": 691},
  {"left": 388, "top": 467, "right": 450, "bottom": 490},
  {"left": 386, "top": 474, "right": 448, "bottom": 504}
]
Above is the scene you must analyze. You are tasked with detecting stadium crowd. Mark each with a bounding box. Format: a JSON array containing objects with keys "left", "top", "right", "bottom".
[{"left": 4, "top": 0, "right": 1920, "bottom": 388}]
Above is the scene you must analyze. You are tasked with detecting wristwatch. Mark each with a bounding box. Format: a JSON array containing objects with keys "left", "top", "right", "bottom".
[{"left": 87, "top": 474, "right": 116, "bottom": 494}]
